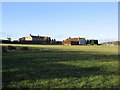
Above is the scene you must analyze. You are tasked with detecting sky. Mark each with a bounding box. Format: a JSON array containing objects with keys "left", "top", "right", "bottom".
[{"left": 1, "top": 2, "right": 118, "bottom": 42}]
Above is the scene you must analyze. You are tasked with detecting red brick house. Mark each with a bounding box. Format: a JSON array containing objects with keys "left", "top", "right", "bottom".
[{"left": 63, "top": 37, "right": 86, "bottom": 45}]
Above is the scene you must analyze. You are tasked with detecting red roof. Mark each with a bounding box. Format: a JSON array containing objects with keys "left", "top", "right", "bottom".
[{"left": 65, "top": 37, "right": 85, "bottom": 42}]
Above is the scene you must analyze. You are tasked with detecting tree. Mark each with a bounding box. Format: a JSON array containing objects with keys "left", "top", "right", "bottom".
[
  {"left": 44, "top": 37, "right": 51, "bottom": 44},
  {"left": 89, "top": 40, "right": 98, "bottom": 45},
  {"left": 51, "top": 39, "right": 56, "bottom": 44},
  {"left": 90, "top": 40, "right": 94, "bottom": 45},
  {"left": 94, "top": 40, "right": 98, "bottom": 45},
  {"left": 86, "top": 40, "right": 90, "bottom": 44},
  {"left": 19, "top": 37, "right": 25, "bottom": 42}
]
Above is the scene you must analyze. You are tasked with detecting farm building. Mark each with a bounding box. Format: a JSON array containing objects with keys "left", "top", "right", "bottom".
[
  {"left": 19, "top": 34, "right": 51, "bottom": 44},
  {"left": 63, "top": 37, "right": 86, "bottom": 45}
]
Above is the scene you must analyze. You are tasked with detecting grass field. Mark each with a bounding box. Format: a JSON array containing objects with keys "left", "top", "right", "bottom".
[{"left": 1, "top": 44, "right": 119, "bottom": 88}]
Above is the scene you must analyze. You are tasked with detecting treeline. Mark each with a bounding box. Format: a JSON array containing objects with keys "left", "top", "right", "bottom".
[
  {"left": 0, "top": 39, "right": 62, "bottom": 45},
  {"left": 101, "top": 41, "right": 120, "bottom": 45},
  {"left": 1, "top": 39, "right": 99, "bottom": 45},
  {"left": 86, "top": 40, "right": 98, "bottom": 45}
]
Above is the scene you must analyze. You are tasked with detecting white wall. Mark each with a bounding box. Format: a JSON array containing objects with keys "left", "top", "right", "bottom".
[{"left": 79, "top": 39, "right": 86, "bottom": 45}]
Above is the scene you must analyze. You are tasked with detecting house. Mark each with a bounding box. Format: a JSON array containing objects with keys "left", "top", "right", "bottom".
[
  {"left": 24, "top": 34, "right": 46, "bottom": 42},
  {"left": 63, "top": 37, "right": 86, "bottom": 45},
  {"left": 19, "top": 34, "right": 51, "bottom": 44}
]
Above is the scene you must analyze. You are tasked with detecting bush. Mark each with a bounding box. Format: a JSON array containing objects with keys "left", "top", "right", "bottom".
[
  {"left": 20, "top": 47, "right": 29, "bottom": 51},
  {"left": 8, "top": 45, "right": 16, "bottom": 50}
]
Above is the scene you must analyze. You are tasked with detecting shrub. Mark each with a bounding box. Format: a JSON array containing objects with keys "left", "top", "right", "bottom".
[
  {"left": 8, "top": 45, "right": 16, "bottom": 50},
  {"left": 2, "top": 46, "right": 7, "bottom": 52}
]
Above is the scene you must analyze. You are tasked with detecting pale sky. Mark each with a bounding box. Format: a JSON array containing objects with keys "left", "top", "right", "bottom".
[{"left": 1, "top": 2, "right": 118, "bottom": 42}]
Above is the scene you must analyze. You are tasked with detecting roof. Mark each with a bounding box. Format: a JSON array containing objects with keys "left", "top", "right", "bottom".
[
  {"left": 30, "top": 34, "right": 47, "bottom": 38},
  {"left": 65, "top": 37, "right": 85, "bottom": 42}
]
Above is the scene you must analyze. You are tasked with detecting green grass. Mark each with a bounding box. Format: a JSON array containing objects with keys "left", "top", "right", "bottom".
[{"left": 2, "top": 44, "right": 119, "bottom": 88}]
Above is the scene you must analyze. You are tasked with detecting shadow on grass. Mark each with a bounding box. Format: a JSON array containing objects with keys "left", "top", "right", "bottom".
[{"left": 2, "top": 49, "right": 119, "bottom": 87}]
